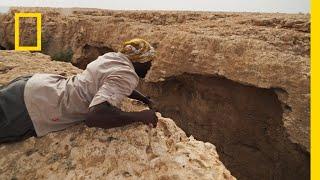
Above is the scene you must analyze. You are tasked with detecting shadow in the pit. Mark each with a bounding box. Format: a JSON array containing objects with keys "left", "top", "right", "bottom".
[
  {"left": 138, "top": 73, "right": 310, "bottom": 180},
  {"left": 0, "top": 45, "right": 7, "bottom": 50}
]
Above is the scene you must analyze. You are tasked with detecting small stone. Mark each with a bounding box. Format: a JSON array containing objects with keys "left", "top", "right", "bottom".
[
  {"left": 47, "top": 154, "right": 60, "bottom": 164},
  {"left": 98, "top": 136, "right": 118, "bottom": 142},
  {"left": 123, "top": 171, "right": 131, "bottom": 177},
  {"left": 25, "top": 149, "right": 38, "bottom": 156},
  {"left": 191, "top": 50, "right": 200, "bottom": 56}
]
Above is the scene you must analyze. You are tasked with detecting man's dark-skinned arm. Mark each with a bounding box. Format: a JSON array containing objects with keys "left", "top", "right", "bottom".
[
  {"left": 129, "top": 90, "right": 149, "bottom": 104},
  {"left": 129, "top": 89, "right": 156, "bottom": 109},
  {"left": 85, "top": 101, "right": 158, "bottom": 129}
]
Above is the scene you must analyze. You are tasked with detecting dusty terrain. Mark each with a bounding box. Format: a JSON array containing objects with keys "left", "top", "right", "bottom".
[
  {"left": 0, "top": 51, "right": 235, "bottom": 180},
  {"left": 0, "top": 7, "right": 310, "bottom": 180}
]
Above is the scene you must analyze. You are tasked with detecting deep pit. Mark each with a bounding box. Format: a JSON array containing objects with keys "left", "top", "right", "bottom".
[{"left": 138, "top": 74, "right": 309, "bottom": 180}]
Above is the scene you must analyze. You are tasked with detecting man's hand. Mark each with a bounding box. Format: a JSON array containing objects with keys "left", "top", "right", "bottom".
[
  {"left": 86, "top": 101, "right": 158, "bottom": 129},
  {"left": 129, "top": 90, "right": 158, "bottom": 110},
  {"left": 144, "top": 96, "right": 157, "bottom": 110},
  {"left": 140, "top": 109, "right": 158, "bottom": 127}
]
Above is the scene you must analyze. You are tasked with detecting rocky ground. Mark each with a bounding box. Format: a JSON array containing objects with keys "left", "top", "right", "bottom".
[
  {"left": 0, "top": 7, "right": 310, "bottom": 150},
  {"left": 0, "top": 51, "right": 235, "bottom": 180},
  {"left": 0, "top": 7, "right": 310, "bottom": 180}
]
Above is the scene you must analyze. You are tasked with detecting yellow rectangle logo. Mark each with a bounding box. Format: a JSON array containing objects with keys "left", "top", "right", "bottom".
[{"left": 14, "top": 13, "right": 42, "bottom": 51}]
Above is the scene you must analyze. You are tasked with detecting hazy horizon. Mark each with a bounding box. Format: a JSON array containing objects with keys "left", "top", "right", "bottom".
[{"left": 0, "top": 0, "right": 309, "bottom": 14}]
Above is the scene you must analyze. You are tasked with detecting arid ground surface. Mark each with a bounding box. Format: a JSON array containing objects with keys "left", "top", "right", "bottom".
[{"left": 0, "top": 7, "right": 310, "bottom": 180}]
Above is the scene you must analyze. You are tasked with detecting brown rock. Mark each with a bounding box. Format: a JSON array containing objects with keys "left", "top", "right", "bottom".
[{"left": 0, "top": 8, "right": 310, "bottom": 152}]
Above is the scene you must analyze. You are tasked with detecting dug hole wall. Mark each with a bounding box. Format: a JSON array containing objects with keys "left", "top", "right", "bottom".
[{"left": 0, "top": 7, "right": 310, "bottom": 180}]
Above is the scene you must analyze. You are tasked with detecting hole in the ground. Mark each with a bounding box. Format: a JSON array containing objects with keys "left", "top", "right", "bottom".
[
  {"left": 138, "top": 73, "right": 309, "bottom": 180},
  {"left": 52, "top": 48, "right": 74, "bottom": 62},
  {"left": 0, "top": 45, "right": 6, "bottom": 50},
  {"left": 0, "top": 41, "right": 16, "bottom": 50},
  {"left": 72, "top": 44, "right": 115, "bottom": 69}
]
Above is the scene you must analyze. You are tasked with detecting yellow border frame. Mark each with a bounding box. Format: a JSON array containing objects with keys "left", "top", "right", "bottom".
[
  {"left": 311, "top": 0, "right": 318, "bottom": 180},
  {"left": 14, "top": 13, "right": 42, "bottom": 51}
]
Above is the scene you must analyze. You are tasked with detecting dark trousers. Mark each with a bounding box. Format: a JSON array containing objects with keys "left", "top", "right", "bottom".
[{"left": 0, "top": 76, "right": 36, "bottom": 143}]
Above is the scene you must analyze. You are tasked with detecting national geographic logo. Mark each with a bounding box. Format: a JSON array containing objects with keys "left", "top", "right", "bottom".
[{"left": 14, "top": 13, "right": 42, "bottom": 51}]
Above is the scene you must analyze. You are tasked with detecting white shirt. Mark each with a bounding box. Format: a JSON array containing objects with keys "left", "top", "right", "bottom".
[{"left": 24, "top": 52, "right": 139, "bottom": 137}]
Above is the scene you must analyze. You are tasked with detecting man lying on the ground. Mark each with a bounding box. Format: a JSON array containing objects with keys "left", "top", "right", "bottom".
[{"left": 0, "top": 38, "right": 158, "bottom": 143}]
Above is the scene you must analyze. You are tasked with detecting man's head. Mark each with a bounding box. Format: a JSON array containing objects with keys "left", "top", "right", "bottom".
[{"left": 120, "top": 38, "right": 155, "bottom": 78}]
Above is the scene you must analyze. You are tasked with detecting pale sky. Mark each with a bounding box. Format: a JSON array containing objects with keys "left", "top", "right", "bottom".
[{"left": 0, "top": 0, "right": 310, "bottom": 13}]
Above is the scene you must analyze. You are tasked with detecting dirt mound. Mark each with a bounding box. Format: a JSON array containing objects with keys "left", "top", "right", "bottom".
[{"left": 0, "top": 51, "right": 234, "bottom": 180}]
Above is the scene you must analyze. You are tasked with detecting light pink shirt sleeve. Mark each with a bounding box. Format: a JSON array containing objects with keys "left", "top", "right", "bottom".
[{"left": 89, "top": 70, "right": 139, "bottom": 108}]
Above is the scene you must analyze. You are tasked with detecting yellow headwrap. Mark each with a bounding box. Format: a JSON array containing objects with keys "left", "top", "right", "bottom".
[{"left": 120, "top": 38, "right": 156, "bottom": 63}]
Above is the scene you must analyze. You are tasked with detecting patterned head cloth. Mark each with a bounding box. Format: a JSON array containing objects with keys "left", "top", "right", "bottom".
[{"left": 120, "top": 38, "right": 156, "bottom": 63}]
